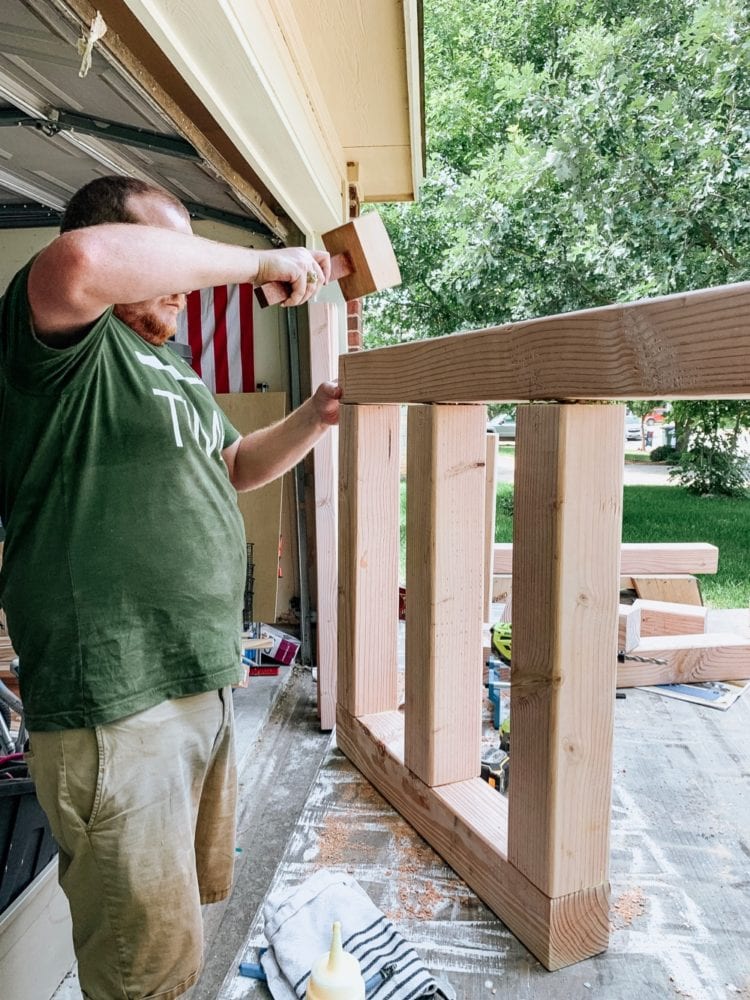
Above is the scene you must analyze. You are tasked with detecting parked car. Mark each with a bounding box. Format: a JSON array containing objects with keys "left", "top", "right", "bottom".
[
  {"left": 624, "top": 412, "right": 642, "bottom": 442},
  {"left": 487, "top": 414, "right": 517, "bottom": 440},
  {"left": 644, "top": 406, "right": 670, "bottom": 426}
]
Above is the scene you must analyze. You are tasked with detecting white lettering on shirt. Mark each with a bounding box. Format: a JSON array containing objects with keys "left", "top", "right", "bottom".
[
  {"left": 152, "top": 388, "right": 224, "bottom": 457},
  {"left": 152, "top": 389, "right": 189, "bottom": 447},
  {"left": 135, "top": 351, "right": 203, "bottom": 386}
]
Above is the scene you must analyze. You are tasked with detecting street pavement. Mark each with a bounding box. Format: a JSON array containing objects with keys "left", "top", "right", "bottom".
[{"left": 495, "top": 448, "right": 672, "bottom": 486}]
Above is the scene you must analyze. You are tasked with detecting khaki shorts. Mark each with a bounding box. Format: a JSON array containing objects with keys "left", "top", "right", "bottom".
[{"left": 26, "top": 688, "right": 237, "bottom": 1000}]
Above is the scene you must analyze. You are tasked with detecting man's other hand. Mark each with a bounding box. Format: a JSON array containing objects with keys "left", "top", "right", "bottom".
[{"left": 312, "top": 381, "right": 342, "bottom": 427}]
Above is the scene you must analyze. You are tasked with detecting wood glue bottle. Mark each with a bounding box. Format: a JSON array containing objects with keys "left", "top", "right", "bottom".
[{"left": 305, "top": 921, "right": 366, "bottom": 999}]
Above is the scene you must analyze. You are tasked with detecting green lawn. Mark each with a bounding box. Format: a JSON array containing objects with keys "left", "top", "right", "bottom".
[{"left": 495, "top": 484, "right": 750, "bottom": 609}]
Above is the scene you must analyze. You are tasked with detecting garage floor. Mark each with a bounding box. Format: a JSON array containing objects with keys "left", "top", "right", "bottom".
[{"left": 53, "top": 611, "right": 750, "bottom": 1000}]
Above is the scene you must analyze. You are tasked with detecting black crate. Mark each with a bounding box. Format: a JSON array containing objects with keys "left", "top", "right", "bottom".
[{"left": 0, "top": 767, "right": 58, "bottom": 914}]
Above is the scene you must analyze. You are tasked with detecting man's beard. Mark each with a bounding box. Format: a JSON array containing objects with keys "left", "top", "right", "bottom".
[{"left": 114, "top": 304, "right": 176, "bottom": 346}]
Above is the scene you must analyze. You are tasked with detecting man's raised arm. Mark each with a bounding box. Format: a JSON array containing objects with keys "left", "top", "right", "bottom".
[{"left": 28, "top": 216, "right": 330, "bottom": 340}]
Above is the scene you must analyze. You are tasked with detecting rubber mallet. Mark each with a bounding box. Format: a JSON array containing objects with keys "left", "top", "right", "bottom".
[{"left": 254, "top": 212, "right": 401, "bottom": 307}]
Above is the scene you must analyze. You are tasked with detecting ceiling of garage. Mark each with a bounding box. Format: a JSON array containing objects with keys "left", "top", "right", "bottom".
[{"left": 0, "top": 0, "right": 275, "bottom": 237}]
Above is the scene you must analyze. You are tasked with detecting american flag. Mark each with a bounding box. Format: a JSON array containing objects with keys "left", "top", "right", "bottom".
[{"left": 174, "top": 284, "right": 255, "bottom": 393}]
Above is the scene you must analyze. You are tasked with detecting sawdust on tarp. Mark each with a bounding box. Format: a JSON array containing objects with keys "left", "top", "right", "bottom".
[
  {"left": 610, "top": 886, "right": 646, "bottom": 927},
  {"left": 384, "top": 833, "right": 446, "bottom": 922},
  {"left": 316, "top": 811, "right": 375, "bottom": 868}
]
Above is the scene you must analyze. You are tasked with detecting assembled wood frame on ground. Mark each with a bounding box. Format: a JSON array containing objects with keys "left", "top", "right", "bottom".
[{"left": 334, "top": 280, "right": 750, "bottom": 970}]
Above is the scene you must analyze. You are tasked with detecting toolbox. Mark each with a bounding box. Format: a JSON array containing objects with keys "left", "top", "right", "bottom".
[{"left": 0, "top": 764, "right": 58, "bottom": 915}]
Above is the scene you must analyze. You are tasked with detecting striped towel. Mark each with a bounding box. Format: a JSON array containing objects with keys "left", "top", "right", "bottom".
[{"left": 260, "top": 869, "right": 455, "bottom": 999}]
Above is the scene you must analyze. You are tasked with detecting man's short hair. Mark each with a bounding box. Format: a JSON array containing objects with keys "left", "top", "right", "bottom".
[{"left": 60, "top": 175, "right": 190, "bottom": 233}]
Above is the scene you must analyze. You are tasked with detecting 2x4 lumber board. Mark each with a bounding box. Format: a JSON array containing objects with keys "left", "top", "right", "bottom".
[
  {"left": 338, "top": 281, "right": 750, "bottom": 403},
  {"left": 338, "top": 404, "right": 400, "bottom": 717},
  {"left": 618, "top": 604, "right": 641, "bottom": 653},
  {"left": 309, "top": 303, "right": 339, "bottom": 730},
  {"left": 508, "top": 404, "right": 624, "bottom": 898},
  {"left": 484, "top": 433, "right": 498, "bottom": 621},
  {"left": 632, "top": 575, "right": 703, "bottom": 606},
  {"left": 635, "top": 599, "right": 707, "bottom": 637},
  {"left": 336, "top": 707, "right": 610, "bottom": 970},
  {"left": 405, "top": 405, "right": 486, "bottom": 786},
  {"left": 494, "top": 542, "right": 718, "bottom": 576},
  {"left": 616, "top": 633, "right": 750, "bottom": 687}
]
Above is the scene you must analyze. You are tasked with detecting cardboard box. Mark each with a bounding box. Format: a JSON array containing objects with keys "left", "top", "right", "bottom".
[{"left": 260, "top": 625, "right": 301, "bottom": 666}]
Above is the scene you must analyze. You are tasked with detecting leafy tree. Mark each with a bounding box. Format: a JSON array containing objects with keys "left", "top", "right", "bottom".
[
  {"left": 626, "top": 400, "right": 666, "bottom": 448},
  {"left": 364, "top": 0, "right": 750, "bottom": 494},
  {"left": 669, "top": 400, "right": 750, "bottom": 494},
  {"left": 365, "top": 0, "right": 750, "bottom": 347}
]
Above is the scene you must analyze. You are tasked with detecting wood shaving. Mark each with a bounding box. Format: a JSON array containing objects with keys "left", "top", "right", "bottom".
[{"left": 611, "top": 886, "right": 646, "bottom": 927}]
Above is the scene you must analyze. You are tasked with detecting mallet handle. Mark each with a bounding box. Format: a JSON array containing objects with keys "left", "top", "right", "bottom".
[{"left": 254, "top": 253, "right": 353, "bottom": 308}]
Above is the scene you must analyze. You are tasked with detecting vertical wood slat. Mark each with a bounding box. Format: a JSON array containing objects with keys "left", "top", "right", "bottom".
[
  {"left": 508, "top": 403, "right": 624, "bottom": 897},
  {"left": 309, "top": 302, "right": 339, "bottom": 730},
  {"left": 404, "top": 404, "right": 486, "bottom": 786},
  {"left": 484, "top": 431, "right": 498, "bottom": 622},
  {"left": 338, "top": 403, "right": 400, "bottom": 718}
]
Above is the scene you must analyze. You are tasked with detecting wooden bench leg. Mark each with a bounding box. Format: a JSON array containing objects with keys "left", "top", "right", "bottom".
[
  {"left": 404, "top": 404, "right": 486, "bottom": 786},
  {"left": 508, "top": 404, "right": 624, "bottom": 914},
  {"left": 338, "top": 403, "right": 401, "bottom": 717}
]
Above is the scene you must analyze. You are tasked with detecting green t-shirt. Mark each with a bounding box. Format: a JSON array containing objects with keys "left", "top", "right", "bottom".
[{"left": 0, "top": 262, "right": 246, "bottom": 730}]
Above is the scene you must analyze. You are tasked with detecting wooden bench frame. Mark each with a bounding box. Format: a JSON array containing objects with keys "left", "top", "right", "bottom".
[{"left": 335, "top": 280, "right": 750, "bottom": 970}]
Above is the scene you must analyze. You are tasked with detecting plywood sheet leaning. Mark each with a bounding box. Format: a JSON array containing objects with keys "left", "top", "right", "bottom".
[{"left": 215, "top": 392, "right": 286, "bottom": 623}]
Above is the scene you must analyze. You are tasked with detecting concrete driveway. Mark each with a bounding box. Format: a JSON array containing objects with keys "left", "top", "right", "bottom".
[{"left": 495, "top": 448, "right": 672, "bottom": 486}]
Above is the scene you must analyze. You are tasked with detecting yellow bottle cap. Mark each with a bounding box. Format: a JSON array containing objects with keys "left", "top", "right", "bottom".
[{"left": 306, "top": 921, "right": 366, "bottom": 1000}]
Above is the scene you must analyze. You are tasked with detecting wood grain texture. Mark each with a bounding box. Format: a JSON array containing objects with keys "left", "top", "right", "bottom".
[
  {"left": 618, "top": 604, "right": 641, "bottom": 653},
  {"left": 632, "top": 575, "right": 703, "bottom": 605},
  {"left": 338, "top": 404, "right": 400, "bottom": 717},
  {"left": 337, "top": 707, "right": 610, "bottom": 970},
  {"left": 322, "top": 214, "right": 401, "bottom": 300},
  {"left": 492, "top": 573, "right": 513, "bottom": 604},
  {"left": 339, "top": 282, "right": 750, "bottom": 403},
  {"left": 309, "top": 303, "right": 339, "bottom": 730},
  {"left": 215, "top": 392, "right": 286, "bottom": 623},
  {"left": 634, "top": 599, "right": 707, "bottom": 637},
  {"left": 494, "top": 542, "right": 718, "bottom": 576},
  {"left": 508, "top": 404, "right": 624, "bottom": 898},
  {"left": 404, "top": 405, "right": 486, "bottom": 786},
  {"left": 616, "top": 633, "right": 750, "bottom": 687}
]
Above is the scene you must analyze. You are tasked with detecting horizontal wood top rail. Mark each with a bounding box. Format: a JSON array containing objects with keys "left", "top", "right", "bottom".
[
  {"left": 339, "top": 281, "right": 750, "bottom": 403},
  {"left": 494, "top": 541, "right": 719, "bottom": 576}
]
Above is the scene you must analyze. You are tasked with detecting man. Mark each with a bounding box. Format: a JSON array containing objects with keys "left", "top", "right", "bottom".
[{"left": 0, "top": 175, "right": 340, "bottom": 999}]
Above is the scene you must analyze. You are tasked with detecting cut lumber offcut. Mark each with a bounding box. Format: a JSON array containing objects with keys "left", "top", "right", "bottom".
[
  {"left": 618, "top": 604, "right": 641, "bottom": 653},
  {"left": 634, "top": 599, "right": 707, "bottom": 637},
  {"left": 494, "top": 542, "right": 718, "bottom": 577},
  {"left": 616, "top": 633, "right": 750, "bottom": 688},
  {"left": 631, "top": 575, "right": 703, "bottom": 606}
]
